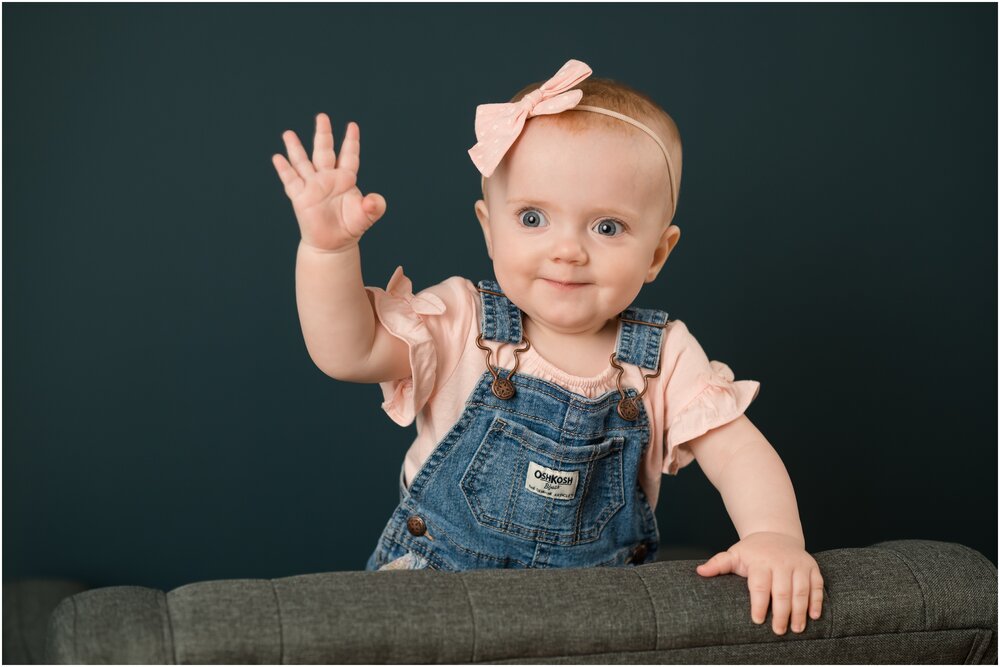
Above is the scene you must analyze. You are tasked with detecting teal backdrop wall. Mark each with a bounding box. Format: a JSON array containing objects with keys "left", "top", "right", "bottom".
[{"left": 4, "top": 3, "right": 996, "bottom": 592}]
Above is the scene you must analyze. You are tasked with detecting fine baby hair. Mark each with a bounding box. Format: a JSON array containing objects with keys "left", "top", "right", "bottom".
[{"left": 275, "top": 56, "right": 824, "bottom": 637}]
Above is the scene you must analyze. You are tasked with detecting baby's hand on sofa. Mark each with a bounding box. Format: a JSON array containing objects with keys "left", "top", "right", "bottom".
[{"left": 695, "top": 531, "right": 824, "bottom": 635}]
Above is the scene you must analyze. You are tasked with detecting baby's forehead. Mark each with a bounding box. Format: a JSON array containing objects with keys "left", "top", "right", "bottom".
[
  {"left": 505, "top": 124, "right": 666, "bottom": 190},
  {"left": 488, "top": 135, "right": 667, "bottom": 222}
]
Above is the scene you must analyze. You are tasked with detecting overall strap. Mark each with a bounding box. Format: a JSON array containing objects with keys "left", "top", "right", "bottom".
[
  {"left": 614, "top": 307, "right": 669, "bottom": 372},
  {"left": 477, "top": 279, "right": 524, "bottom": 344}
]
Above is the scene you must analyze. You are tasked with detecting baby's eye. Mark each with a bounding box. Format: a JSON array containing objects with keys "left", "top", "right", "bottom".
[
  {"left": 593, "top": 219, "right": 625, "bottom": 237},
  {"left": 518, "top": 209, "right": 548, "bottom": 228}
]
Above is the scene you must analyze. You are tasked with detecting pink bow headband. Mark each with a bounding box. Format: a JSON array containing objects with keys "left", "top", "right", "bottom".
[{"left": 468, "top": 59, "right": 678, "bottom": 222}]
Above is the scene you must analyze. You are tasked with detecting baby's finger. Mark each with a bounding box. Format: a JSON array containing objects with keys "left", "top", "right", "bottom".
[
  {"left": 312, "top": 113, "right": 337, "bottom": 171},
  {"left": 336, "top": 122, "right": 361, "bottom": 175},
  {"left": 747, "top": 566, "right": 772, "bottom": 625},
  {"left": 809, "top": 567, "right": 825, "bottom": 620},
  {"left": 769, "top": 569, "right": 793, "bottom": 635},
  {"left": 790, "top": 567, "right": 811, "bottom": 632},
  {"left": 282, "top": 129, "right": 317, "bottom": 178},
  {"left": 271, "top": 153, "right": 305, "bottom": 198}
]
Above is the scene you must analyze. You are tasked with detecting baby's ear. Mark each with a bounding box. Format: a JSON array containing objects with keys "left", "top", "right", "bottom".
[
  {"left": 645, "top": 224, "right": 681, "bottom": 283},
  {"left": 475, "top": 199, "right": 494, "bottom": 260}
]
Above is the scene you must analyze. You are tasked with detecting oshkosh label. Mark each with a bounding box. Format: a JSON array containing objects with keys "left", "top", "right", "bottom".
[{"left": 525, "top": 461, "right": 579, "bottom": 501}]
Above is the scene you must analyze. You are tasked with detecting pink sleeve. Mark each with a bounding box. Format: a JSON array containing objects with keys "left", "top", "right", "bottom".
[
  {"left": 661, "top": 321, "right": 761, "bottom": 475},
  {"left": 364, "top": 266, "right": 474, "bottom": 427}
]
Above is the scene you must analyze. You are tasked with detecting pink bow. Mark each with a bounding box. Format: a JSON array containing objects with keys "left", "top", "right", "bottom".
[{"left": 468, "top": 59, "right": 593, "bottom": 178}]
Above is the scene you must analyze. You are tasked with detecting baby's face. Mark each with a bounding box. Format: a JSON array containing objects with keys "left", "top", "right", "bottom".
[{"left": 475, "top": 117, "right": 681, "bottom": 338}]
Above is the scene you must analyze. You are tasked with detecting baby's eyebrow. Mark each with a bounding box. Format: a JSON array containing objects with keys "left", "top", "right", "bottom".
[
  {"left": 506, "top": 197, "right": 639, "bottom": 221},
  {"left": 506, "top": 195, "right": 559, "bottom": 208}
]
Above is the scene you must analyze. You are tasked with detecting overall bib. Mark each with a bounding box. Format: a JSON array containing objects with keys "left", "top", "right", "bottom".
[{"left": 365, "top": 279, "right": 670, "bottom": 571}]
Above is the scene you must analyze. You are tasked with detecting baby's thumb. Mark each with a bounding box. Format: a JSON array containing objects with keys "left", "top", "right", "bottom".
[
  {"left": 696, "top": 552, "right": 734, "bottom": 577},
  {"left": 362, "top": 192, "right": 387, "bottom": 223}
]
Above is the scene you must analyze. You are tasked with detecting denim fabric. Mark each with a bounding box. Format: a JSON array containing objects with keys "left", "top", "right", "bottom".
[
  {"left": 366, "top": 281, "right": 667, "bottom": 572},
  {"left": 477, "top": 280, "right": 524, "bottom": 344},
  {"left": 615, "top": 307, "right": 670, "bottom": 371}
]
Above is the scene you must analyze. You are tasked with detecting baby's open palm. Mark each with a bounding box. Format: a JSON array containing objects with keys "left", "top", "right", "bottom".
[{"left": 272, "top": 113, "right": 387, "bottom": 252}]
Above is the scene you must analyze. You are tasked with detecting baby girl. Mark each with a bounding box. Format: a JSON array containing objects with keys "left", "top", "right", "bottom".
[{"left": 273, "top": 59, "right": 824, "bottom": 635}]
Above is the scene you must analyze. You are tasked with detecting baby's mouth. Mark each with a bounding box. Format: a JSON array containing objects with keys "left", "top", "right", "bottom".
[{"left": 541, "top": 278, "right": 589, "bottom": 290}]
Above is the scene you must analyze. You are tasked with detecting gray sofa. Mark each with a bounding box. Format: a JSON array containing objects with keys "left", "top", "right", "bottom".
[{"left": 6, "top": 539, "right": 997, "bottom": 664}]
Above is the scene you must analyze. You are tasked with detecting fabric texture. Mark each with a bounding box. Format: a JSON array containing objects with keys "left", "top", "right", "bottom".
[
  {"left": 365, "top": 267, "right": 760, "bottom": 513},
  {"left": 44, "top": 540, "right": 999, "bottom": 664}
]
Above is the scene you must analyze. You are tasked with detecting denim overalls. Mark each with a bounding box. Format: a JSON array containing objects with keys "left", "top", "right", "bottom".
[{"left": 365, "top": 279, "right": 669, "bottom": 572}]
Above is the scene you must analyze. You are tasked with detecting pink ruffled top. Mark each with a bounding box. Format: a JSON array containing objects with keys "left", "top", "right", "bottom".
[{"left": 365, "top": 266, "right": 761, "bottom": 513}]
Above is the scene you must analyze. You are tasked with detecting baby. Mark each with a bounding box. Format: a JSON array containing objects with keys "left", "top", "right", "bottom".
[{"left": 273, "top": 59, "right": 824, "bottom": 636}]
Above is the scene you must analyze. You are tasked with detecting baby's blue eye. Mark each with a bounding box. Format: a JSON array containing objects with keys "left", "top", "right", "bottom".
[
  {"left": 593, "top": 219, "right": 624, "bottom": 236},
  {"left": 519, "top": 209, "right": 547, "bottom": 228}
]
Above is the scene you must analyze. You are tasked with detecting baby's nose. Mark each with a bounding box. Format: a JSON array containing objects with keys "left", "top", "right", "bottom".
[{"left": 548, "top": 230, "right": 588, "bottom": 264}]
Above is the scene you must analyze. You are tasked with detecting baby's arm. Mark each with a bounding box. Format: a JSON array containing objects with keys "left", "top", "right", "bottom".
[
  {"left": 686, "top": 415, "right": 824, "bottom": 635},
  {"left": 688, "top": 415, "right": 804, "bottom": 542},
  {"left": 273, "top": 114, "right": 410, "bottom": 383}
]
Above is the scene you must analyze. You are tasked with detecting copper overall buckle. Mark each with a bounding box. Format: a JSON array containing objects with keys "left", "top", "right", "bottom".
[{"left": 475, "top": 333, "right": 531, "bottom": 400}]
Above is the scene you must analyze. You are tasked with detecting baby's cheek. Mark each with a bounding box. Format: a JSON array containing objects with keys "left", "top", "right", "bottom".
[
  {"left": 607, "top": 273, "right": 649, "bottom": 312},
  {"left": 491, "top": 251, "right": 534, "bottom": 285}
]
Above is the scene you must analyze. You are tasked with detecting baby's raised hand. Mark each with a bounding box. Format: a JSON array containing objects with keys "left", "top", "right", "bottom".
[
  {"left": 272, "top": 113, "right": 387, "bottom": 253},
  {"left": 695, "top": 531, "right": 824, "bottom": 636}
]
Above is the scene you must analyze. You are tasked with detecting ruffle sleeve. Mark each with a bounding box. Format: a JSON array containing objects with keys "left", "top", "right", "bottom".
[
  {"left": 364, "top": 266, "right": 473, "bottom": 428},
  {"left": 661, "top": 323, "right": 761, "bottom": 476}
]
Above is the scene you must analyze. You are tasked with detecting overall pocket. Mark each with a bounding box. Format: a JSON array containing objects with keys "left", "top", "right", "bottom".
[
  {"left": 460, "top": 416, "right": 626, "bottom": 546},
  {"left": 378, "top": 551, "right": 430, "bottom": 571}
]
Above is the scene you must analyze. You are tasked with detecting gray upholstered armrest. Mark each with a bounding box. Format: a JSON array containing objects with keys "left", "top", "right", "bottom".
[
  {"left": 46, "top": 540, "right": 997, "bottom": 664},
  {"left": 3, "top": 579, "right": 91, "bottom": 664}
]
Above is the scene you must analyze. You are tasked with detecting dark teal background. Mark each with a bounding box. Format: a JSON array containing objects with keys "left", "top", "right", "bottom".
[{"left": 4, "top": 3, "right": 996, "bottom": 592}]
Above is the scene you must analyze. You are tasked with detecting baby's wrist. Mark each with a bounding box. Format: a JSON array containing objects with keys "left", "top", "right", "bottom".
[
  {"left": 298, "top": 238, "right": 360, "bottom": 257},
  {"left": 741, "top": 530, "right": 806, "bottom": 548}
]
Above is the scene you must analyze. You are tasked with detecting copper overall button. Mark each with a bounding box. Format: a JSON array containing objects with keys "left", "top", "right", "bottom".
[
  {"left": 631, "top": 543, "right": 648, "bottom": 564},
  {"left": 617, "top": 397, "right": 639, "bottom": 421},
  {"left": 491, "top": 377, "right": 516, "bottom": 400},
  {"left": 406, "top": 515, "right": 427, "bottom": 537}
]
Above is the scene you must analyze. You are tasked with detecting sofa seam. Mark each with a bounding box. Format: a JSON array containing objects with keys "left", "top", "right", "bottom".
[
  {"left": 457, "top": 574, "right": 478, "bottom": 663},
  {"left": 821, "top": 579, "right": 833, "bottom": 639},
  {"left": 964, "top": 628, "right": 992, "bottom": 664},
  {"left": 163, "top": 591, "right": 177, "bottom": 664},
  {"left": 71, "top": 592, "right": 78, "bottom": 663},
  {"left": 873, "top": 545, "right": 929, "bottom": 630},
  {"left": 270, "top": 580, "right": 286, "bottom": 664},
  {"left": 632, "top": 568, "right": 661, "bottom": 651}
]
